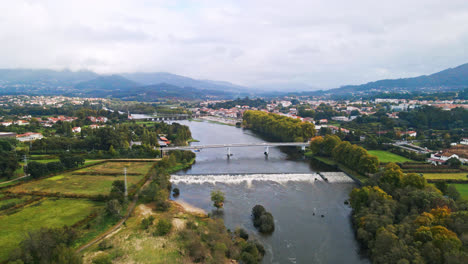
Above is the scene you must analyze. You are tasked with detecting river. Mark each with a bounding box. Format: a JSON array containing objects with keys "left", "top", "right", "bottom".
[{"left": 170, "top": 120, "right": 368, "bottom": 264}]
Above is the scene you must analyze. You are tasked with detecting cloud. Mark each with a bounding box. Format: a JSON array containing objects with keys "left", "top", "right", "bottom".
[{"left": 0, "top": 0, "right": 467, "bottom": 89}]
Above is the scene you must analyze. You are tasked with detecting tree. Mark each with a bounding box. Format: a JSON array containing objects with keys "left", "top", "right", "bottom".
[
  {"left": 446, "top": 185, "right": 460, "bottom": 201},
  {"left": 59, "top": 154, "right": 85, "bottom": 169},
  {"left": 446, "top": 157, "right": 461, "bottom": 169},
  {"left": 251, "top": 205, "right": 275, "bottom": 233},
  {"left": 105, "top": 199, "right": 122, "bottom": 218},
  {"left": 109, "top": 180, "right": 125, "bottom": 204},
  {"left": 154, "top": 219, "right": 172, "bottom": 236},
  {"left": 211, "top": 190, "right": 225, "bottom": 210},
  {"left": 9, "top": 227, "right": 81, "bottom": 264},
  {"left": 25, "top": 161, "right": 49, "bottom": 178},
  {"left": 0, "top": 152, "right": 19, "bottom": 179},
  {"left": 435, "top": 182, "right": 448, "bottom": 195}
]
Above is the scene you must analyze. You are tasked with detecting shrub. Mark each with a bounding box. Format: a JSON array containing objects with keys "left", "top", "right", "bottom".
[
  {"left": 211, "top": 190, "right": 225, "bottom": 209},
  {"left": 98, "top": 240, "right": 113, "bottom": 251},
  {"left": 236, "top": 228, "right": 249, "bottom": 240},
  {"left": 259, "top": 212, "right": 275, "bottom": 233},
  {"left": 154, "top": 219, "right": 172, "bottom": 236},
  {"left": 92, "top": 253, "right": 112, "bottom": 264},
  {"left": 141, "top": 215, "right": 155, "bottom": 230},
  {"left": 251, "top": 205, "right": 275, "bottom": 233}
]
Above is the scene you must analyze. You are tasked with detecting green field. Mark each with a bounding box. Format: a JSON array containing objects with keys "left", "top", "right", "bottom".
[
  {"left": 0, "top": 198, "right": 102, "bottom": 261},
  {"left": 8, "top": 162, "right": 154, "bottom": 196},
  {"left": 367, "top": 150, "right": 414, "bottom": 163},
  {"left": 453, "top": 184, "right": 468, "bottom": 200},
  {"left": 0, "top": 197, "right": 27, "bottom": 208},
  {"left": 423, "top": 173, "right": 468, "bottom": 180}
]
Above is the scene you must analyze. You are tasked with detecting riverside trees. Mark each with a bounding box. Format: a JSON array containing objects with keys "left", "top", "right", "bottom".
[
  {"left": 243, "top": 110, "right": 316, "bottom": 142},
  {"left": 310, "top": 135, "right": 379, "bottom": 175},
  {"left": 349, "top": 163, "right": 468, "bottom": 263}
]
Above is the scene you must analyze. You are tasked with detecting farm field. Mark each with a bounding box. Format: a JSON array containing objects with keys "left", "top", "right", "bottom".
[
  {"left": 423, "top": 173, "right": 468, "bottom": 180},
  {"left": 7, "top": 162, "right": 154, "bottom": 196},
  {"left": 0, "top": 195, "right": 33, "bottom": 209},
  {"left": 0, "top": 198, "right": 102, "bottom": 262},
  {"left": 367, "top": 150, "right": 414, "bottom": 163},
  {"left": 453, "top": 184, "right": 468, "bottom": 200}
]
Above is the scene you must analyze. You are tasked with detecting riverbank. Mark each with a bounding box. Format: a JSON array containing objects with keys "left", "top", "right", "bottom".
[{"left": 195, "top": 116, "right": 239, "bottom": 126}]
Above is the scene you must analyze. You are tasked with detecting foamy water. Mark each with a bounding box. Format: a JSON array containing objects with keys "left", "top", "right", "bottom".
[
  {"left": 170, "top": 173, "right": 322, "bottom": 187},
  {"left": 320, "top": 172, "right": 355, "bottom": 183}
]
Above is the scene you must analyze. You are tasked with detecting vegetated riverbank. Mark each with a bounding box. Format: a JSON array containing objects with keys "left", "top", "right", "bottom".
[{"left": 81, "top": 154, "right": 265, "bottom": 264}]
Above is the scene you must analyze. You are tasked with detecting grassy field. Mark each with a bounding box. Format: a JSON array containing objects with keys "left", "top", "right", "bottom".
[
  {"left": 453, "top": 184, "right": 468, "bottom": 200},
  {"left": 423, "top": 173, "right": 468, "bottom": 180},
  {"left": 367, "top": 150, "right": 414, "bottom": 163},
  {"left": 0, "top": 198, "right": 102, "bottom": 262},
  {"left": 0, "top": 197, "right": 27, "bottom": 208},
  {"left": 82, "top": 203, "right": 189, "bottom": 264},
  {"left": 8, "top": 162, "right": 154, "bottom": 196}
]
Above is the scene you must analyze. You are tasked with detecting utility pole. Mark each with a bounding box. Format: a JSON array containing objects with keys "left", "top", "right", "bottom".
[
  {"left": 23, "top": 155, "right": 28, "bottom": 177},
  {"left": 124, "top": 167, "right": 128, "bottom": 198}
]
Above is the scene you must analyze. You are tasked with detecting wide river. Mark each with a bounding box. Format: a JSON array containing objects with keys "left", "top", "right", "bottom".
[{"left": 170, "top": 120, "right": 368, "bottom": 264}]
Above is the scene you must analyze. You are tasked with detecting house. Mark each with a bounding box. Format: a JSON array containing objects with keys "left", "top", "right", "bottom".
[
  {"left": 461, "top": 138, "right": 468, "bottom": 145},
  {"left": 15, "top": 120, "right": 29, "bottom": 126},
  {"left": 0, "top": 132, "right": 16, "bottom": 138},
  {"left": 72, "top": 127, "right": 81, "bottom": 133},
  {"left": 130, "top": 141, "right": 142, "bottom": 148},
  {"left": 16, "top": 132, "right": 43, "bottom": 142},
  {"left": 401, "top": 131, "right": 417, "bottom": 137},
  {"left": 331, "top": 116, "right": 349, "bottom": 122},
  {"left": 319, "top": 119, "right": 328, "bottom": 124},
  {"left": 1, "top": 121, "right": 12, "bottom": 127},
  {"left": 428, "top": 152, "right": 460, "bottom": 165}
]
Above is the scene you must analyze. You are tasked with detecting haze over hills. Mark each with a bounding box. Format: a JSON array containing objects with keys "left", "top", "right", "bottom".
[
  {"left": 307, "top": 63, "right": 468, "bottom": 96},
  {"left": 0, "top": 63, "right": 467, "bottom": 99},
  {"left": 122, "top": 72, "right": 249, "bottom": 93}
]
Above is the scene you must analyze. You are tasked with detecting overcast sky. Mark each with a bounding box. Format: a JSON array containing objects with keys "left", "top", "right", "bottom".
[{"left": 1, "top": 0, "right": 468, "bottom": 89}]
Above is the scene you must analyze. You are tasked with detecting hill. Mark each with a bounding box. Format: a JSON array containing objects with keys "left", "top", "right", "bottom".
[
  {"left": 112, "top": 83, "right": 234, "bottom": 101},
  {"left": 122, "top": 72, "right": 249, "bottom": 93},
  {"left": 328, "top": 63, "right": 468, "bottom": 95},
  {"left": 74, "top": 75, "right": 140, "bottom": 91}
]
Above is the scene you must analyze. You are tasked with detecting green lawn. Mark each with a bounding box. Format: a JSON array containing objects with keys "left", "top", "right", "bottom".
[
  {"left": 453, "top": 184, "right": 468, "bottom": 200},
  {"left": 8, "top": 162, "right": 154, "bottom": 196},
  {"left": 367, "top": 150, "right": 414, "bottom": 163},
  {"left": 0, "top": 198, "right": 102, "bottom": 261},
  {"left": 423, "top": 173, "right": 468, "bottom": 180}
]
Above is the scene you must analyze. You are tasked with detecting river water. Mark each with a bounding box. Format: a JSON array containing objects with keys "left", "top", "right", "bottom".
[{"left": 170, "top": 120, "right": 368, "bottom": 264}]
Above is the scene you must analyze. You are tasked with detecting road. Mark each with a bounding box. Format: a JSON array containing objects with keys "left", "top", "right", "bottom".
[{"left": 162, "top": 142, "right": 309, "bottom": 151}]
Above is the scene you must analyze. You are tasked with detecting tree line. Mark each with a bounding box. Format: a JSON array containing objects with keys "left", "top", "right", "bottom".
[
  {"left": 31, "top": 122, "right": 191, "bottom": 157},
  {"left": 243, "top": 110, "right": 316, "bottom": 142},
  {"left": 349, "top": 163, "right": 468, "bottom": 263},
  {"left": 309, "top": 135, "right": 379, "bottom": 175}
]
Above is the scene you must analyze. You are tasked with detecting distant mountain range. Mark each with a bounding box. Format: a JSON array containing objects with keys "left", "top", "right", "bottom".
[
  {"left": 303, "top": 63, "right": 468, "bottom": 97},
  {"left": 0, "top": 69, "right": 251, "bottom": 100},
  {"left": 0, "top": 63, "right": 467, "bottom": 100}
]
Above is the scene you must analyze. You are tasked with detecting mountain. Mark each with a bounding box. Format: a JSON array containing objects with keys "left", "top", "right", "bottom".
[
  {"left": 122, "top": 72, "right": 249, "bottom": 93},
  {"left": 0, "top": 69, "right": 98, "bottom": 95},
  {"left": 116, "top": 83, "right": 235, "bottom": 101},
  {"left": 74, "top": 75, "right": 140, "bottom": 91},
  {"left": 327, "top": 63, "right": 468, "bottom": 95}
]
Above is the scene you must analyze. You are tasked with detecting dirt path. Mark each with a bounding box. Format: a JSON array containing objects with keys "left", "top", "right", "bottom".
[
  {"left": 0, "top": 175, "right": 29, "bottom": 185},
  {"left": 76, "top": 173, "right": 155, "bottom": 253}
]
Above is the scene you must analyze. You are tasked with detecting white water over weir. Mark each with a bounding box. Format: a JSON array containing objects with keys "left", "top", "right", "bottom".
[{"left": 171, "top": 172, "right": 355, "bottom": 186}]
